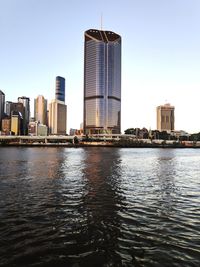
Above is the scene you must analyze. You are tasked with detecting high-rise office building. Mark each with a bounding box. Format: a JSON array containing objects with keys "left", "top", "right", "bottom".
[
  {"left": 55, "top": 76, "right": 65, "bottom": 102},
  {"left": 48, "top": 99, "right": 67, "bottom": 135},
  {"left": 5, "top": 101, "right": 12, "bottom": 117},
  {"left": 34, "top": 95, "right": 47, "bottom": 125},
  {"left": 49, "top": 76, "right": 67, "bottom": 135},
  {"left": 157, "top": 103, "right": 175, "bottom": 132},
  {"left": 0, "top": 90, "right": 5, "bottom": 130},
  {"left": 83, "top": 29, "right": 121, "bottom": 134},
  {"left": 18, "top": 96, "right": 30, "bottom": 135}
]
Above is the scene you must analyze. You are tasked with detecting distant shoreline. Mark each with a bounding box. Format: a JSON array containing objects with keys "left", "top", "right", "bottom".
[
  {"left": 0, "top": 142, "right": 199, "bottom": 148},
  {"left": 0, "top": 135, "right": 199, "bottom": 148}
]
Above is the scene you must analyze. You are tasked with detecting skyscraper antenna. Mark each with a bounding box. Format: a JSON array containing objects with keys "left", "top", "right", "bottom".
[{"left": 101, "top": 13, "right": 103, "bottom": 30}]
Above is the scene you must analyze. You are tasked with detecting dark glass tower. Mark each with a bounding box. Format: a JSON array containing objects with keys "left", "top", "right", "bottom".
[
  {"left": 5, "top": 101, "right": 12, "bottom": 117},
  {"left": 18, "top": 96, "right": 30, "bottom": 135},
  {"left": 84, "top": 29, "right": 121, "bottom": 134},
  {"left": 0, "top": 90, "right": 5, "bottom": 130},
  {"left": 55, "top": 76, "right": 65, "bottom": 102}
]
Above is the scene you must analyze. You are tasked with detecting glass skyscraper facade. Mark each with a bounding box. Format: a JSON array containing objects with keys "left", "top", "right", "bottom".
[
  {"left": 18, "top": 96, "right": 30, "bottom": 135},
  {"left": 48, "top": 76, "right": 67, "bottom": 135},
  {"left": 55, "top": 76, "right": 65, "bottom": 102},
  {"left": 84, "top": 29, "right": 121, "bottom": 134}
]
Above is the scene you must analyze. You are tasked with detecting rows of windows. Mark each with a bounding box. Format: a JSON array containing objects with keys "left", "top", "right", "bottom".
[
  {"left": 107, "top": 99, "right": 121, "bottom": 127},
  {"left": 85, "top": 99, "right": 105, "bottom": 127},
  {"left": 161, "top": 114, "right": 174, "bottom": 123},
  {"left": 84, "top": 36, "right": 121, "bottom": 133},
  {"left": 85, "top": 42, "right": 120, "bottom": 98},
  {"left": 85, "top": 98, "right": 120, "bottom": 128}
]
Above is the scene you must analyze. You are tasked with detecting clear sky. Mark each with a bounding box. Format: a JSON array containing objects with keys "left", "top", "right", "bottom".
[{"left": 1, "top": 0, "right": 200, "bottom": 133}]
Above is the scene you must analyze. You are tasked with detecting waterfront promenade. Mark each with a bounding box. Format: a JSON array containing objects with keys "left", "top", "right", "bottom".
[{"left": 0, "top": 135, "right": 199, "bottom": 148}]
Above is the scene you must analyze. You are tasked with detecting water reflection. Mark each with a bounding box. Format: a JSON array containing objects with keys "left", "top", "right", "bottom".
[
  {"left": 0, "top": 147, "right": 200, "bottom": 267},
  {"left": 0, "top": 148, "right": 68, "bottom": 267},
  {"left": 154, "top": 149, "right": 177, "bottom": 215},
  {"left": 81, "top": 147, "right": 124, "bottom": 266}
]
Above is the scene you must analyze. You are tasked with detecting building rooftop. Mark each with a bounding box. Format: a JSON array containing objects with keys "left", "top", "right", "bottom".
[{"left": 85, "top": 29, "right": 121, "bottom": 43}]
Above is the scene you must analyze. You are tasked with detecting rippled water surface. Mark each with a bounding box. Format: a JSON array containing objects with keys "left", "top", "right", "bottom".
[{"left": 0, "top": 147, "right": 200, "bottom": 267}]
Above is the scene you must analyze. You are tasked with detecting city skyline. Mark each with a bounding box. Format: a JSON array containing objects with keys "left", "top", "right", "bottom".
[{"left": 1, "top": 0, "right": 200, "bottom": 133}]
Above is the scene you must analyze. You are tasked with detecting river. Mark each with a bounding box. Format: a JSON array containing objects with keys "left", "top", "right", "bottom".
[{"left": 0, "top": 147, "right": 199, "bottom": 266}]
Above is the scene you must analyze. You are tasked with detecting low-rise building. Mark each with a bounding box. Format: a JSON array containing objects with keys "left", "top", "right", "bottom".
[
  {"left": 28, "top": 121, "right": 48, "bottom": 136},
  {"left": 2, "top": 117, "right": 11, "bottom": 135},
  {"left": 28, "top": 121, "right": 37, "bottom": 136},
  {"left": 37, "top": 124, "right": 48, "bottom": 136}
]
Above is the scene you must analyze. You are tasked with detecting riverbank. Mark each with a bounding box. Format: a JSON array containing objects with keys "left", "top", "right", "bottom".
[{"left": 0, "top": 140, "right": 199, "bottom": 148}]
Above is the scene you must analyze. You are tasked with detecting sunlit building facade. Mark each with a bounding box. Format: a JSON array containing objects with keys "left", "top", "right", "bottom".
[
  {"left": 2, "top": 117, "right": 11, "bottom": 134},
  {"left": 34, "top": 95, "right": 47, "bottom": 125},
  {"left": 48, "top": 99, "right": 67, "bottom": 135},
  {"left": 157, "top": 103, "right": 175, "bottom": 132},
  {"left": 84, "top": 29, "right": 121, "bottom": 134},
  {"left": 10, "top": 102, "right": 25, "bottom": 134},
  {"left": 11, "top": 111, "right": 23, "bottom": 135}
]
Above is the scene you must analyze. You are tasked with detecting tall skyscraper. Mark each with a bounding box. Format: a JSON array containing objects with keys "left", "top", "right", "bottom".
[
  {"left": 83, "top": 29, "right": 121, "bottom": 134},
  {"left": 0, "top": 90, "right": 5, "bottom": 130},
  {"left": 157, "top": 103, "right": 175, "bottom": 132},
  {"left": 18, "top": 96, "right": 30, "bottom": 135},
  {"left": 49, "top": 77, "right": 67, "bottom": 135},
  {"left": 55, "top": 76, "right": 65, "bottom": 102},
  {"left": 34, "top": 95, "right": 47, "bottom": 125}
]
